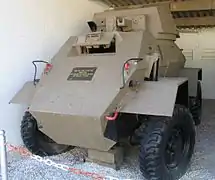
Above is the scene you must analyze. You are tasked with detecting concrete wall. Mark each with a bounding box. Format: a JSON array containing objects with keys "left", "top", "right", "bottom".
[
  {"left": 176, "top": 28, "right": 215, "bottom": 99},
  {"left": 0, "top": 0, "right": 107, "bottom": 145}
]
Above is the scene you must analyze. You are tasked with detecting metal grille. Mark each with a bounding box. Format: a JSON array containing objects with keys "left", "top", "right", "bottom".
[
  {"left": 182, "top": 49, "right": 194, "bottom": 61},
  {"left": 201, "top": 49, "right": 215, "bottom": 60}
]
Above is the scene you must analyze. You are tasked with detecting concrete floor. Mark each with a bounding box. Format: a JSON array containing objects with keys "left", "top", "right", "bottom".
[
  {"left": 183, "top": 99, "right": 215, "bottom": 179},
  {"left": 2, "top": 100, "right": 215, "bottom": 180}
]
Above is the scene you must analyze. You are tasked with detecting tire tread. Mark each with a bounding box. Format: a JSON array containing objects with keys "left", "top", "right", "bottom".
[
  {"left": 139, "top": 105, "right": 195, "bottom": 180},
  {"left": 20, "top": 111, "right": 71, "bottom": 157}
]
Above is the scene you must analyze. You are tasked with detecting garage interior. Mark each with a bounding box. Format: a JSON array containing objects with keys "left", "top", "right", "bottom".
[{"left": 2, "top": 0, "right": 215, "bottom": 179}]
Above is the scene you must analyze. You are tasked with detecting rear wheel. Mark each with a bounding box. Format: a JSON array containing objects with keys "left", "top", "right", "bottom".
[
  {"left": 189, "top": 81, "right": 202, "bottom": 126},
  {"left": 21, "top": 111, "right": 73, "bottom": 156},
  {"left": 139, "top": 105, "right": 195, "bottom": 180}
]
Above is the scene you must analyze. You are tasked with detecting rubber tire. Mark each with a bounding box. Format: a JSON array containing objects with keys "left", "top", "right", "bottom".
[
  {"left": 189, "top": 81, "right": 202, "bottom": 126},
  {"left": 21, "top": 111, "right": 73, "bottom": 157},
  {"left": 139, "top": 105, "right": 195, "bottom": 180}
]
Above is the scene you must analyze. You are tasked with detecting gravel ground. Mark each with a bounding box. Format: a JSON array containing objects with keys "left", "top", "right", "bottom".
[{"left": 1, "top": 100, "right": 215, "bottom": 180}]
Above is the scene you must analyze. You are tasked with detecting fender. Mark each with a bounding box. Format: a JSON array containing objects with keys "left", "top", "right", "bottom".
[
  {"left": 9, "top": 81, "right": 37, "bottom": 106},
  {"left": 121, "top": 77, "right": 188, "bottom": 117},
  {"left": 179, "top": 67, "right": 202, "bottom": 97}
]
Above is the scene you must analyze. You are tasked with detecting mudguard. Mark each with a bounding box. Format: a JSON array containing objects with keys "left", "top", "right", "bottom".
[
  {"left": 121, "top": 77, "right": 188, "bottom": 117},
  {"left": 179, "top": 67, "right": 202, "bottom": 97},
  {"left": 9, "top": 81, "right": 36, "bottom": 106}
]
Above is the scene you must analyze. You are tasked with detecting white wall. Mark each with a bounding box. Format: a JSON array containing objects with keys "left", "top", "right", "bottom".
[
  {"left": 176, "top": 28, "right": 215, "bottom": 99},
  {"left": 0, "top": 0, "right": 107, "bottom": 145}
]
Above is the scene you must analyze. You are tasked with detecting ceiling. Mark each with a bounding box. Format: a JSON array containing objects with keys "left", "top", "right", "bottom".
[{"left": 91, "top": 0, "right": 215, "bottom": 28}]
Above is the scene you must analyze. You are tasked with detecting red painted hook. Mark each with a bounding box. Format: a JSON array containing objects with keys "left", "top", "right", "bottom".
[
  {"left": 105, "top": 111, "right": 119, "bottom": 121},
  {"left": 44, "top": 63, "right": 53, "bottom": 74},
  {"left": 125, "top": 62, "right": 130, "bottom": 71}
]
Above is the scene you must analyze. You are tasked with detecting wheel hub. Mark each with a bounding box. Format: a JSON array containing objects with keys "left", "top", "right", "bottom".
[{"left": 165, "top": 128, "right": 185, "bottom": 169}]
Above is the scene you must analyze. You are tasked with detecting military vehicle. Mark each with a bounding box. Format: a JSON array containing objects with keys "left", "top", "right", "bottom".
[{"left": 10, "top": 2, "right": 202, "bottom": 180}]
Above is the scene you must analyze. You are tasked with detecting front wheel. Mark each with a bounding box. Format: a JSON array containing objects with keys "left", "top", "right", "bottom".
[
  {"left": 21, "top": 111, "right": 73, "bottom": 156},
  {"left": 139, "top": 105, "right": 195, "bottom": 180}
]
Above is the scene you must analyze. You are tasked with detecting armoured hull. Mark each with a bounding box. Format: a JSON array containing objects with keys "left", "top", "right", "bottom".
[{"left": 28, "top": 32, "right": 145, "bottom": 151}]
